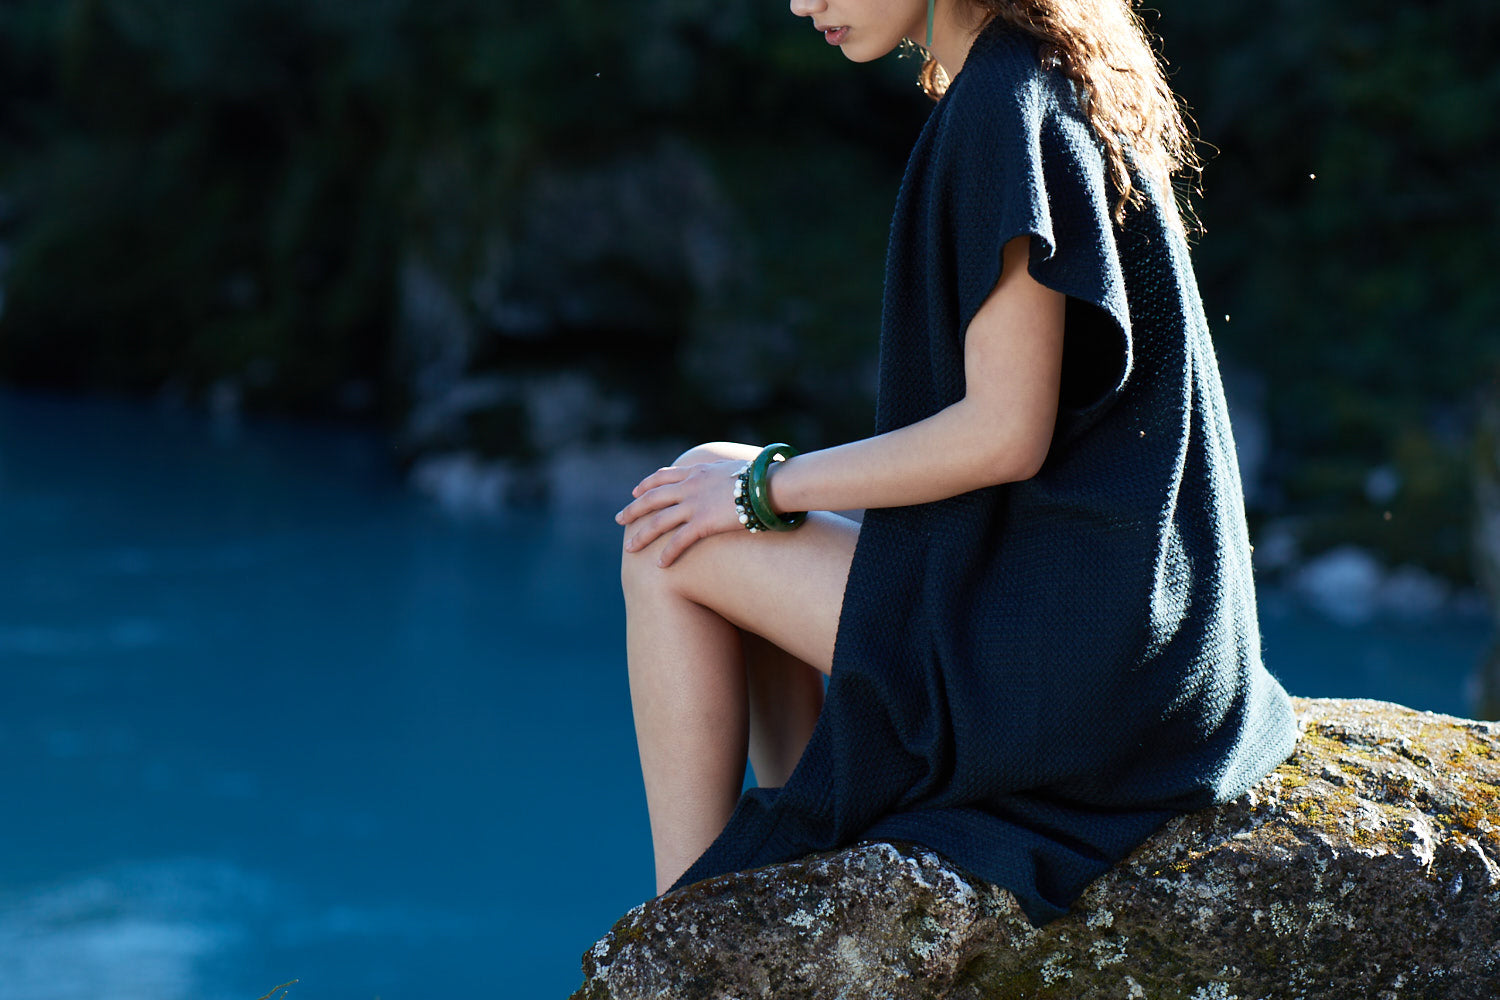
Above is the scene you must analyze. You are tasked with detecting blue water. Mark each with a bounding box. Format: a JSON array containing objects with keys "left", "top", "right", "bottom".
[{"left": 0, "top": 386, "right": 1492, "bottom": 999}]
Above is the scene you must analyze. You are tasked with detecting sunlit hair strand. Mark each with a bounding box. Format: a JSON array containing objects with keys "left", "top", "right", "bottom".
[{"left": 912, "top": 0, "right": 1204, "bottom": 236}]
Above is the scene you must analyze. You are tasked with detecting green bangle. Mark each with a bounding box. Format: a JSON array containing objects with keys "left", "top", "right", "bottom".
[{"left": 746, "top": 443, "right": 807, "bottom": 532}]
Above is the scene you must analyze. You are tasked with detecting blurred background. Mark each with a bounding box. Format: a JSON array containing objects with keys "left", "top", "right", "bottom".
[{"left": 1, "top": 0, "right": 1496, "bottom": 997}]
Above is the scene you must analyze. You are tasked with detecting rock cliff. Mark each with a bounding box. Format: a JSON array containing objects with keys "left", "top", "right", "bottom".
[{"left": 573, "top": 698, "right": 1500, "bottom": 1000}]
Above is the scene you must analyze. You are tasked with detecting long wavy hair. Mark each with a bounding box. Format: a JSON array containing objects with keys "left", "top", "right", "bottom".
[{"left": 917, "top": 0, "right": 1202, "bottom": 232}]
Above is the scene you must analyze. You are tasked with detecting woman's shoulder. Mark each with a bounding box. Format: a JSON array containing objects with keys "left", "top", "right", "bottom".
[{"left": 941, "top": 20, "right": 1083, "bottom": 135}]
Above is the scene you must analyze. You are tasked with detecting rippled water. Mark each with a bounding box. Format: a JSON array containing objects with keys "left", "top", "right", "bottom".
[
  {"left": 1, "top": 388, "right": 649, "bottom": 999},
  {"left": 0, "top": 386, "right": 1491, "bottom": 999}
]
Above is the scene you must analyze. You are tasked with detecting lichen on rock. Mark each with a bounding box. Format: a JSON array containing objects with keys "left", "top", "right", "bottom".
[{"left": 573, "top": 698, "right": 1500, "bottom": 999}]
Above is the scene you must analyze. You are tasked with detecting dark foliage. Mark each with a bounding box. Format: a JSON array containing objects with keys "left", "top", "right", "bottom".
[
  {"left": 0, "top": 0, "right": 1495, "bottom": 579},
  {"left": 1151, "top": 2, "right": 1500, "bottom": 579}
]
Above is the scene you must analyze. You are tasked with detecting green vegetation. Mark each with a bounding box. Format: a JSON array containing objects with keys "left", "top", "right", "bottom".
[
  {"left": 1153, "top": 3, "right": 1500, "bottom": 581},
  {"left": 1, "top": 0, "right": 1496, "bottom": 582},
  {"left": 253, "top": 980, "right": 297, "bottom": 1000}
]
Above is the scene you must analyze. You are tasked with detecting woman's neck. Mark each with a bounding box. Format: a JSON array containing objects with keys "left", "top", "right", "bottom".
[{"left": 924, "top": 3, "right": 991, "bottom": 81}]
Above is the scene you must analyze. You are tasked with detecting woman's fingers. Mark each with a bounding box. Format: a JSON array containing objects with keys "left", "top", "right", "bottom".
[
  {"left": 617, "top": 481, "right": 683, "bottom": 526},
  {"left": 631, "top": 465, "right": 690, "bottom": 498},
  {"left": 624, "top": 504, "right": 691, "bottom": 554},
  {"left": 617, "top": 466, "right": 698, "bottom": 525},
  {"left": 657, "top": 523, "right": 707, "bottom": 568},
  {"left": 618, "top": 458, "right": 741, "bottom": 563}
]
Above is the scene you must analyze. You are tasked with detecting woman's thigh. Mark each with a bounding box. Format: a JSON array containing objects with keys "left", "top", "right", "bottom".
[{"left": 623, "top": 442, "right": 860, "bottom": 675}]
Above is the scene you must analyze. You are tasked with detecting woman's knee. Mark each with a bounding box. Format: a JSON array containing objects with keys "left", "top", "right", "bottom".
[
  {"left": 672, "top": 441, "right": 753, "bottom": 467},
  {"left": 621, "top": 524, "right": 664, "bottom": 598},
  {"left": 620, "top": 441, "right": 758, "bottom": 599}
]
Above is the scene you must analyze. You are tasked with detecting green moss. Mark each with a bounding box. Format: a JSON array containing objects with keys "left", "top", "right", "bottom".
[
  {"left": 1465, "top": 734, "right": 1499, "bottom": 761},
  {"left": 1446, "top": 775, "right": 1499, "bottom": 834},
  {"left": 1299, "top": 727, "right": 1375, "bottom": 764},
  {"left": 1287, "top": 795, "right": 1333, "bottom": 826}
]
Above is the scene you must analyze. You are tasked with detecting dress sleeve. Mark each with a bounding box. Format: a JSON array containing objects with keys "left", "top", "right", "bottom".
[{"left": 933, "top": 45, "right": 1134, "bottom": 419}]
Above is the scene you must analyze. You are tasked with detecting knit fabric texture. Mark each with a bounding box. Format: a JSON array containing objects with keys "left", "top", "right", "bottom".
[{"left": 671, "top": 20, "right": 1298, "bottom": 925}]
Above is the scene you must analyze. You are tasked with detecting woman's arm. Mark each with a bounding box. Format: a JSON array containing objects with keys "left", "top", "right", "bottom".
[
  {"left": 618, "top": 235, "right": 1065, "bottom": 565},
  {"left": 771, "top": 233, "right": 1063, "bottom": 511}
]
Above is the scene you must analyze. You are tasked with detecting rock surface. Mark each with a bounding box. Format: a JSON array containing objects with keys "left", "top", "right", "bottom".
[{"left": 573, "top": 698, "right": 1500, "bottom": 1000}]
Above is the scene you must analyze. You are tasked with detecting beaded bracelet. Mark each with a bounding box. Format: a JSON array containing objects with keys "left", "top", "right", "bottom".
[{"left": 733, "top": 443, "right": 807, "bottom": 533}]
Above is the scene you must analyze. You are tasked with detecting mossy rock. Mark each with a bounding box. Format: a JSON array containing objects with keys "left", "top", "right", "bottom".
[{"left": 573, "top": 698, "right": 1500, "bottom": 999}]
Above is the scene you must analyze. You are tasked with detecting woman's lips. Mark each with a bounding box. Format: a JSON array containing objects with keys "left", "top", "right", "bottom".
[{"left": 823, "top": 26, "right": 849, "bottom": 45}]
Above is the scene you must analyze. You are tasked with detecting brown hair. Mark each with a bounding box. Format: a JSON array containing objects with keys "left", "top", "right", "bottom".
[{"left": 919, "top": 0, "right": 1201, "bottom": 232}]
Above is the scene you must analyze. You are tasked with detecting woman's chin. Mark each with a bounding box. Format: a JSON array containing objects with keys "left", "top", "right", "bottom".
[{"left": 840, "top": 41, "right": 895, "bottom": 64}]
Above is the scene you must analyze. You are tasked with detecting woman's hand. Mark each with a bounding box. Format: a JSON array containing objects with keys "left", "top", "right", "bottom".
[{"left": 616, "top": 459, "right": 748, "bottom": 568}]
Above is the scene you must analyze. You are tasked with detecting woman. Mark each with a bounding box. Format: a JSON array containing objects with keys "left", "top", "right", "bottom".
[{"left": 616, "top": 0, "right": 1298, "bottom": 925}]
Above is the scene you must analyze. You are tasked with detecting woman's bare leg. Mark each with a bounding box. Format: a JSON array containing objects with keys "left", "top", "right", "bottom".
[
  {"left": 743, "top": 632, "right": 824, "bottom": 789},
  {"left": 623, "top": 557, "right": 749, "bottom": 895},
  {"left": 621, "top": 442, "right": 857, "bottom": 894}
]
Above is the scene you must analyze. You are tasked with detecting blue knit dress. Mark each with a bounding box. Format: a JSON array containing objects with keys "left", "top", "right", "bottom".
[{"left": 673, "top": 19, "right": 1299, "bottom": 925}]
